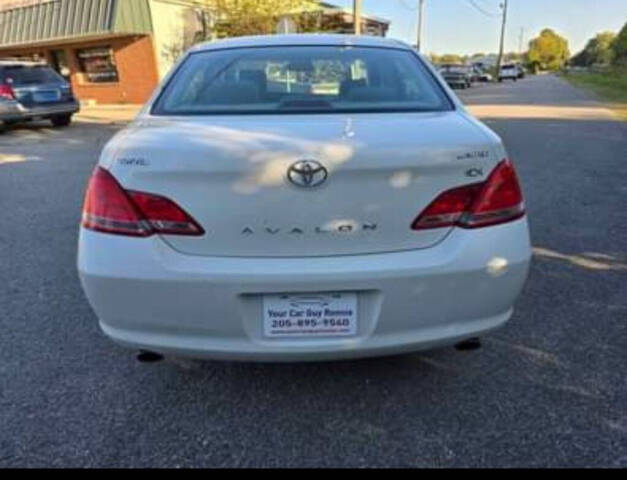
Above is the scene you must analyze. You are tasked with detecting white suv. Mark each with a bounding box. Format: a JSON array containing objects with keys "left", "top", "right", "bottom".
[
  {"left": 78, "top": 35, "right": 531, "bottom": 362},
  {"left": 499, "top": 63, "right": 520, "bottom": 82}
]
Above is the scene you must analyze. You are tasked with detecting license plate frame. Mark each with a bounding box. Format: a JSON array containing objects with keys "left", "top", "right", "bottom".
[
  {"left": 262, "top": 292, "right": 358, "bottom": 338},
  {"left": 33, "top": 90, "right": 61, "bottom": 103}
]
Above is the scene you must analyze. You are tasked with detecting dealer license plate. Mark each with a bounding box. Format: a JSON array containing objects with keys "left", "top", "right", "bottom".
[{"left": 263, "top": 292, "right": 357, "bottom": 338}]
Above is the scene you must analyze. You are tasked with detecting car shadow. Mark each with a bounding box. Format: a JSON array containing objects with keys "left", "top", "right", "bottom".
[{"left": 0, "top": 119, "right": 123, "bottom": 166}]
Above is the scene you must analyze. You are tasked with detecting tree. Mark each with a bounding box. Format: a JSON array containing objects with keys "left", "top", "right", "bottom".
[
  {"left": 209, "top": 0, "right": 337, "bottom": 38},
  {"left": 159, "top": 0, "right": 345, "bottom": 67},
  {"left": 611, "top": 22, "right": 627, "bottom": 68},
  {"left": 571, "top": 31, "right": 616, "bottom": 66},
  {"left": 161, "top": 7, "right": 214, "bottom": 67},
  {"left": 589, "top": 31, "right": 616, "bottom": 65},
  {"left": 504, "top": 51, "right": 524, "bottom": 62},
  {"left": 437, "top": 54, "right": 463, "bottom": 64},
  {"left": 527, "top": 28, "right": 570, "bottom": 71}
]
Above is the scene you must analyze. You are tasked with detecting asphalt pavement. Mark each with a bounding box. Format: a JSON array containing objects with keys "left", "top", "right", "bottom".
[{"left": 0, "top": 74, "right": 625, "bottom": 467}]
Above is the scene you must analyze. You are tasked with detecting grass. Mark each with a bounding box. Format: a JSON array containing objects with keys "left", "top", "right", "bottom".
[{"left": 560, "top": 69, "right": 627, "bottom": 121}]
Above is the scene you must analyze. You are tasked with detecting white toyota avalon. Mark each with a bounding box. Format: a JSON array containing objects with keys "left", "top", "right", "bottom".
[{"left": 78, "top": 35, "right": 531, "bottom": 362}]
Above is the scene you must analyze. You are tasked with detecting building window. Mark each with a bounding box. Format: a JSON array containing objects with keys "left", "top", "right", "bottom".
[{"left": 76, "top": 47, "right": 119, "bottom": 83}]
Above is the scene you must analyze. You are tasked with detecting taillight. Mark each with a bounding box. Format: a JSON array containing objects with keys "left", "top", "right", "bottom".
[
  {"left": 81, "top": 167, "right": 204, "bottom": 237},
  {"left": 61, "top": 84, "right": 74, "bottom": 99},
  {"left": 412, "top": 159, "right": 525, "bottom": 230},
  {"left": 0, "top": 84, "right": 15, "bottom": 100}
]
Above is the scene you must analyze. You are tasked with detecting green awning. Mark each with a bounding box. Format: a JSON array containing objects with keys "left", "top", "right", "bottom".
[{"left": 0, "top": 0, "right": 152, "bottom": 48}]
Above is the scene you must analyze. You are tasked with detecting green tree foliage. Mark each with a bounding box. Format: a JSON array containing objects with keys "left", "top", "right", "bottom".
[
  {"left": 209, "top": 0, "right": 342, "bottom": 38},
  {"left": 431, "top": 53, "right": 463, "bottom": 64},
  {"left": 610, "top": 22, "right": 627, "bottom": 68},
  {"left": 527, "top": 28, "right": 570, "bottom": 71},
  {"left": 161, "top": 0, "right": 346, "bottom": 65},
  {"left": 504, "top": 52, "right": 524, "bottom": 62},
  {"left": 571, "top": 31, "right": 616, "bottom": 66}
]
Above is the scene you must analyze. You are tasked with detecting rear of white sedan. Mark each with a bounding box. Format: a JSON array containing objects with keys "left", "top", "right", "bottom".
[{"left": 77, "top": 35, "right": 531, "bottom": 361}]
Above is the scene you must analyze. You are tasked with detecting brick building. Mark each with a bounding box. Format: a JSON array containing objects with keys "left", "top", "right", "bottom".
[{"left": 0, "top": 0, "right": 389, "bottom": 105}]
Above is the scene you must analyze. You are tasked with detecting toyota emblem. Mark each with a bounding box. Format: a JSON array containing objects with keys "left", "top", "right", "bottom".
[{"left": 287, "top": 160, "right": 328, "bottom": 188}]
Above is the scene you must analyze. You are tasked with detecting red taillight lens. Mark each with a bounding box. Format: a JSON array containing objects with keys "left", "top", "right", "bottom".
[
  {"left": 411, "top": 183, "right": 483, "bottom": 230},
  {"left": 463, "top": 159, "right": 525, "bottom": 228},
  {"left": 412, "top": 159, "right": 525, "bottom": 230},
  {"left": 82, "top": 167, "right": 150, "bottom": 236},
  {"left": 0, "top": 84, "right": 15, "bottom": 100},
  {"left": 128, "top": 191, "right": 204, "bottom": 235},
  {"left": 81, "top": 167, "right": 204, "bottom": 237}
]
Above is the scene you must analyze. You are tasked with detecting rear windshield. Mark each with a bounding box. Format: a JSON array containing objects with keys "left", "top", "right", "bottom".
[
  {"left": 1, "top": 66, "right": 65, "bottom": 86},
  {"left": 152, "top": 46, "right": 453, "bottom": 115}
]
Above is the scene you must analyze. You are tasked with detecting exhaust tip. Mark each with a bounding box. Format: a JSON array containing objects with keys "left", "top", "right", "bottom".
[
  {"left": 454, "top": 337, "right": 482, "bottom": 351},
  {"left": 136, "top": 351, "right": 164, "bottom": 363}
]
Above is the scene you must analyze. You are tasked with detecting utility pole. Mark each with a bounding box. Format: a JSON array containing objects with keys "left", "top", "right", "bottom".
[
  {"left": 416, "top": 0, "right": 426, "bottom": 52},
  {"left": 353, "top": 0, "right": 362, "bottom": 35},
  {"left": 495, "top": 0, "right": 509, "bottom": 81},
  {"left": 518, "top": 27, "right": 525, "bottom": 54}
]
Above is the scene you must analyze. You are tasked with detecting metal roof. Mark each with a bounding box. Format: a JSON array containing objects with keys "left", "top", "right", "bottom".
[
  {"left": 191, "top": 33, "right": 411, "bottom": 53},
  {"left": 0, "top": 0, "right": 152, "bottom": 48}
]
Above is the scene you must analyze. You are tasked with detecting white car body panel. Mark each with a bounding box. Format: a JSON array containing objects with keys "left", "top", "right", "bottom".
[
  {"left": 104, "top": 111, "right": 503, "bottom": 257},
  {"left": 77, "top": 34, "right": 531, "bottom": 361},
  {"left": 79, "top": 219, "right": 530, "bottom": 361}
]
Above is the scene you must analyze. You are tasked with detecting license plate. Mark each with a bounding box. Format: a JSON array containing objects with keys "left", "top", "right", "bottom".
[
  {"left": 263, "top": 292, "right": 357, "bottom": 338},
  {"left": 33, "top": 90, "right": 60, "bottom": 103}
]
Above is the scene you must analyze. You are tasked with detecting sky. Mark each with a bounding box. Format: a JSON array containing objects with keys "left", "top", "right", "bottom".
[{"left": 331, "top": 0, "right": 627, "bottom": 55}]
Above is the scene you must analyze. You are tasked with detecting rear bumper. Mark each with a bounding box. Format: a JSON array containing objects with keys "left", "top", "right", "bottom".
[
  {"left": 0, "top": 100, "right": 22, "bottom": 119},
  {"left": 443, "top": 78, "right": 467, "bottom": 87},
  {"left": 0, "top": 100, "right": 79, "bottom": 122},
  {"left": 78, "top": 218, "right": 532, "bottom": 362}
]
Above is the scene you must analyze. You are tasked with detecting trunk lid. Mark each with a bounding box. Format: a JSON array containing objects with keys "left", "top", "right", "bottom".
[{"left": 108, "top": 111, "right": 499, "bottom": 257}]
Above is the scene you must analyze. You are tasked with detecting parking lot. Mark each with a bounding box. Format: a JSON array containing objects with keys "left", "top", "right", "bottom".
[{"left": 0, "top": 74, "right": 625, "bottom": 467}]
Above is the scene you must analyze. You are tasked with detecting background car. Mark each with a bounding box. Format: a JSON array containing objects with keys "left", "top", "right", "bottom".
[
  {"left": 439, "top": 64, "right": 473, "bottom": 89},
  {"left": 472, "top": 65, "right": 493, "bottom": 82},
  {"left": 0, "top": 59, "right": 79, "bottom": 130},
  {"left": 498, "top": 63, "right": 520, "bottom": 82},
  {"left": 479, "top": 71, "right": 493, "bottom": 82}
]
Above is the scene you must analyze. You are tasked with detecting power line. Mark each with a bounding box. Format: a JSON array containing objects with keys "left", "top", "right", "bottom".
[
  {"left": 397, "top": 0, "right": 424, "bottom": 51},
  {"left": 471, "top": 0, "right": 502, "bottom": 16},
  {"left": 465, "top": 0, "right": 501, "bottom": 18},
  {"left": 397, "top": 0, "right": 419, "bottom": 11}
]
